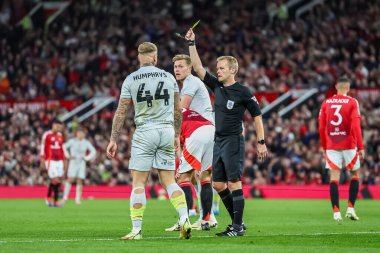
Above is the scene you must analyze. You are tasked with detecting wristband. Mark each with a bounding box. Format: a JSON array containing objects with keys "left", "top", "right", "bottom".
[{"left": 257, "top": 139, "right": 265, "bottom": 145}]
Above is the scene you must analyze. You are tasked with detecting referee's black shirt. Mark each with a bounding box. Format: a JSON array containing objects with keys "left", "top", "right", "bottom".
[{"left": 203, "top": 71, "right": 262, "bottom": 137}]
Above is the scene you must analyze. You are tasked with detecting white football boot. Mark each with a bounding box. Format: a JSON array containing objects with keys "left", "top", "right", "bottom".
[
  {"left": 120, "top": 230, "right": 142, "bottom": 240},
  {"left": 345, "top": 207, "right": 359, "bottom": 221},
  {"left": 165, "top": 221, "right": 180, "bottom": 231},
  {"left": 333, "top": 212, "right": 343, "bottom": 223}
]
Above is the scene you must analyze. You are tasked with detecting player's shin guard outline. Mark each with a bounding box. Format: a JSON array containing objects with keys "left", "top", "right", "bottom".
[
  {"left": 232, "top": 189, "right": 244, "bottom": 226},
  {"left": 212, "top": 188, "right": 220, "bottom": 211},
  {"left": 47, "top": 182, "right": 53, "bottom": 198},
  {"left": 178, "top": 181, "right": 193, "bottom": 212},
  {"left": 200, "top": 180, "right": 212, "bottom": 221},
  {"left": 218, "top": 188, "right": 234, "bottom": 221},
  {"left": 76, "top": 184, "right": 82, "bottom": 202},
  {"left": 63, "top": 181, "right": 71, "bottom": 200},
  {"left": 348, "top": 177, "right": 359, "bottom": 208},
  {"left": 130, "top": 186, "right": 147, "bottom": 231},
  {"left": 330, "top": 180, "right": 340, "bottom": 212},
  {"left": 166, "top": 183, "right": 188, "bottom": 223},
  {"left": 53, "top": 183, "right": 61, "bottom": 202}
]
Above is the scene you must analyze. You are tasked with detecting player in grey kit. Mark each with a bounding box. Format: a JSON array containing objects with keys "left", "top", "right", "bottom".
[
  {"left": 62, "top": 128, "right": 96, "bottom": 204},
  {"left": 106, "top": 42, "right": 191, "bottom": 240}
]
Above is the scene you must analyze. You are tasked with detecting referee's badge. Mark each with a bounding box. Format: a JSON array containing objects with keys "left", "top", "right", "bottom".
[{"left": 226, "top": 100, "right": 235, "bottom": 109}]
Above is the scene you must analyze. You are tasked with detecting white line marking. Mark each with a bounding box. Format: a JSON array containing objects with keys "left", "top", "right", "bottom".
[{"left": 0, "top": 231, "right": 379, "bottom": 244}]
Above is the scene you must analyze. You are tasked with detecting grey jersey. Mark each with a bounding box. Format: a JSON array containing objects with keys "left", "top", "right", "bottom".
[
  {"left": 63, "top": 138, "right": 96, "bottom": 161},
  {"left": 181, "top": 74, "right": 214, "bottom": 123},
  {"left": 121, "top": 66, "right": 179, "bottom": 130}
]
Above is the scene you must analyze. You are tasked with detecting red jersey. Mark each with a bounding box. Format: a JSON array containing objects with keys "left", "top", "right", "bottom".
[
  {"left": 40, "top": 130, "right": 65, "bottom": 161},
  {"left": 318, "top": 94, "right": 364, "bottom": 150},
  {"left": 180, "top": 108, "right": 214, "bottom": 144}
]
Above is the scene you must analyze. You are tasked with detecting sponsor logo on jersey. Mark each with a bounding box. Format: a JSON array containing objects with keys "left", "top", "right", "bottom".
[
  {"left": 330, "top": 126, "right": 347, "bottom": 136},
  {"left": 329, "top": 131, "right": 347, "bottom": 136}
]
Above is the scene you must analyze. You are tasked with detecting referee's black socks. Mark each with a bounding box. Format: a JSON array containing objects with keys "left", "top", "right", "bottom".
[
  {"left": 232, "top": 189, "right": 244, "bottom": 226},
  {"left": 218, "top": 188, "right": 234, "bottom": 221}
]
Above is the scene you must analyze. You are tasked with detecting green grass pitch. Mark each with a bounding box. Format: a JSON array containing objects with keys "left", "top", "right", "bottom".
[{"left": 0, "top": 199, "right": 379, "bottom": 253}]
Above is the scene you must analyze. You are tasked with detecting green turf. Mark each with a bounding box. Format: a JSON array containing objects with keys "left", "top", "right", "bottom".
[{"left": 0, "top": 199, "right": 379, "bottom": 253}]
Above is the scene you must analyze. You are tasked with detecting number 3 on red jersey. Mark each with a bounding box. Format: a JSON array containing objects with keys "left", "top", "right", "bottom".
[{"left": 330, "top": 105, "right": 342, "bottom": 126}]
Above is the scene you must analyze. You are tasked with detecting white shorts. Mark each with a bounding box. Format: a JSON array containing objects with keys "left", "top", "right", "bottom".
[
  {"left": 129, "top": 127, "right": 175, "bottom": 171},
  {"left": 179, "top": 125, "right": 215, "bottom": 174},
  {"left": 325, "top": 149, "right": 360, "bottom": 171},
  {"left": 67, "top": 160, "right": 86, "bottom": 179},
  {"left": 46, "top": 160, "right": 64, "bottom": 178}
]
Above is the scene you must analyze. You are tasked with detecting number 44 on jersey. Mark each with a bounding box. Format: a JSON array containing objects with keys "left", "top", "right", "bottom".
[{"left": 137, "top": 82, "right": 170, "bottom": 107}]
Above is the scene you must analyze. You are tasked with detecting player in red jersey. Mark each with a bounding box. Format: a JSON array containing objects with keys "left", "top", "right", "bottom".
[
  {"left": 40, "top": 119, "right": 65, "bottom": 207},
  {"left": 318, "top": 77, "right": 365, "bottom": 222},
  {"left": 176, "top": 108, "right": 215, "bottom": 230}
]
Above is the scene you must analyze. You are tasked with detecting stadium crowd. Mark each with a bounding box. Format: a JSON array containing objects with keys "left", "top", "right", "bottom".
[{"left": 0, "top": 0, "right": 379, "bottom": 186}]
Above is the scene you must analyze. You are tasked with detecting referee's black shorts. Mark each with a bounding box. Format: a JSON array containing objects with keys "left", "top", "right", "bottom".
[{"left": 212, "top": 134, "right": 245, "bottom": 182}]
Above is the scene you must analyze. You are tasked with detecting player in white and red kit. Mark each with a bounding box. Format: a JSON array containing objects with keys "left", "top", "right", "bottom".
[
  {"left": 179, "top": 108, "right": 215, "bottom": 219},
  {"left": 179, "top": 108, "right": 214, "bottom": 176},
  {"left": 318, "top": 77, "right": 365, "bottom": 222},
  {"left": 168, "top": 54, "right": 217, "bottom": 231},
  {"left": 40, "top": 119, "right": 65, "bottom": 207}
]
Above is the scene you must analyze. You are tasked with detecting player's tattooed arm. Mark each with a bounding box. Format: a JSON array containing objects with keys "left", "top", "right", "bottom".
[
  {"left": 174, "top": 92, "right": 182, "bottom": 138},
  {"left": 110, "top": 98, "right": 131, "bottom": 142}
]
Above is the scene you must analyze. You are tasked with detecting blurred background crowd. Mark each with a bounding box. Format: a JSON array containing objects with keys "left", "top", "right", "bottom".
[{"left": 0, "top": 0, "right": 379, "bottom": 186}]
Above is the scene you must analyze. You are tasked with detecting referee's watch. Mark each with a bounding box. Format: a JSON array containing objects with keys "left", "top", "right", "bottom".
[{"left": 257, "top": 139, "right": 265, "bottom": 145}]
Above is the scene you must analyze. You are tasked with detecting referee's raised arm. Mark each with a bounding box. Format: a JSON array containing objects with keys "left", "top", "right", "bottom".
[{"left": 185, "top": 28, "right": 206, "bottom": 81}]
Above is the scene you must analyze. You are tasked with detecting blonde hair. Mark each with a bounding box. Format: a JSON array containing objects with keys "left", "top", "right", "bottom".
[
  {"left": 217, "top": 56, "right": 239, "bottom": 73},
  {"left": 172, "top": 54, "right": 192, "bottom": 65},
  {"left": 138, "top": 42, "right": 158, "bottom": 55}
]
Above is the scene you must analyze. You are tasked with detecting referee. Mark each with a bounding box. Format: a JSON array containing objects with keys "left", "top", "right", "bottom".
[{"left": 185, "top": 28, "right": 268, "bottom": 236}]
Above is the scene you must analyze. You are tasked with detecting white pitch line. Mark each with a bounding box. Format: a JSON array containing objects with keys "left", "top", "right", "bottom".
[{"left": 0, "top": 231, "right": 379, "bottom": 244}]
